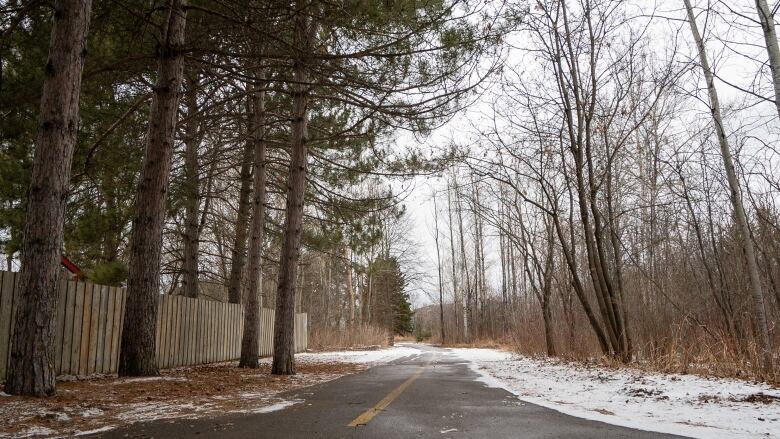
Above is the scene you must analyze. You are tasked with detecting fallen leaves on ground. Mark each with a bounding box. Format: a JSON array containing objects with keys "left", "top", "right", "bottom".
[{"left": 0, "top": 361, "right": 365, "bottom": 438}]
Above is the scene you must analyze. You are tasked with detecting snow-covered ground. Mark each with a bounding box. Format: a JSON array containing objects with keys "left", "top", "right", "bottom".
[
  {"left": 291, "top": 345, "right": 422, "bottom": 365},
  {"left": 448, "top": 347, "right": 780, "bottom": 439}
]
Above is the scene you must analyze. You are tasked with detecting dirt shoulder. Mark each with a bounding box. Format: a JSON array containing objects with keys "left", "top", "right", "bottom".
[{"left": 0, "top": 360, "right": 366, "bottom": 437}]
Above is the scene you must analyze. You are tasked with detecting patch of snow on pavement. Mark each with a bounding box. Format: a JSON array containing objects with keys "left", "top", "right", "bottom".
[
  {"left": 243, "top": 399, "right": 303, "bottom": 414},
  {"left": 293, "top": 345, "right": 421, "bottom": 365},
  {"left": 75, "top": 425, "right": 116, "bottom": 436},
  {"left": 449, "top": 348, "right": 780, "bottom": 439}
]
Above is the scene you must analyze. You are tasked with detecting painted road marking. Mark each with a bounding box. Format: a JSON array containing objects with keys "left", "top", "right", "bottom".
[{"left": 347, "top": 357, "right": 431, "bottom": 427}]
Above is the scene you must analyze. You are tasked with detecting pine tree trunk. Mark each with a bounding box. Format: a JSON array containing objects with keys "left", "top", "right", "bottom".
[
  {"left": 239, "top": 82, "right": 267, "bottom": 368},
  {"left": 272, "top": 8, "right": 314, "bottom": 375},
  {"left": 227, "top": 110, "right": 255, "bottom": 305},
  {"left": 5, "top": 0, "right": 92, "bottom": 397},
  {"left": 684, "top": 0, "right": 774, "bottom": 375},
  {"left": 119, "top": 0, "right": 187, "bottom": 377},
  {"left": 181, "top": 74, "right": 200, "bottom": 299}
]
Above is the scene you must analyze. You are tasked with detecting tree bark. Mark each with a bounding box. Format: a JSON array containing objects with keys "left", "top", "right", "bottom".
[
  {"left": 344, "top": 245, "right": 355, "bottom": 331},
  {"left": 272, "top": 7, "right": 315, "bottom": 375},
  {"left": 455, "top": 183, "right": 472, "bottom": 341},
  {"left": 5, "top": 0, "right": 92, "bottom": 397},
  {"left": 181, "top": 74, "right": 200, "bottom": 299},
  {"left": 684, "top": 0, "right": 774, "bottom": 374},
  {"left": 239, "top": 81, "right": 267, "bottom": 368},
  {"left": 446, "top": 180, "right": 460, "bottom": 340},
  {"left": 227, "top": 107, "right": 255, "bottom": 305},
  {"left": 755, "top": 0, "right": 780, "bottom": 120},
  {"left": 119, "top": 0, "right": 187, "bottom": 377},
  {"left": 432, "top": 191, "right": 446, "bottom": 343}
]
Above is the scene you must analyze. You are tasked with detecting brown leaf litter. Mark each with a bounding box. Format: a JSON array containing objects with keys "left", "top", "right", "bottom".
[{"left": 0, "top": 361, "right": 365, "bottom": 438}]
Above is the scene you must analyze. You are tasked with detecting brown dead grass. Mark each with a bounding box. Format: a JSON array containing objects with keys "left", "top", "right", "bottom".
[
  {"left": 308, "top": 324, "right": 389, "bottom": 351},
  {"left": 0, "top": 360, "right": 365, "bottom": 437},
  {"left": 438, "top": 338, "right": 514, "bottom": 351}
]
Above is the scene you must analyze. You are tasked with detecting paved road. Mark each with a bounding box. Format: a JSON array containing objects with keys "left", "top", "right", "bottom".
[{"left": 93, "top": 344, "right": 688, "bottom": 438}]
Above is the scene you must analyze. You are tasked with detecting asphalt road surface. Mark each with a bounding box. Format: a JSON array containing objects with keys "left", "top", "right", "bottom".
[{"left": 92, "top": 344, "right": 689, "bottom": 438}]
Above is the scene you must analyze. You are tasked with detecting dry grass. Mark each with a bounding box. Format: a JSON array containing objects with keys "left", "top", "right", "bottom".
[
  {"left": 0, "top": 360, "right": 365, "bottom": 437},
  {"left": 308, "top": 324, "right": 389, "bottom": 351},
  {"left": 437, "top": 338, "right": 514, "bottom": 351},
  {"left": 507, "top": 317, "right": 779, "bottom": 386}
]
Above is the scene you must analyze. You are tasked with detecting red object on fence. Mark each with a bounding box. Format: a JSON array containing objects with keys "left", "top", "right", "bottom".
[{"left": 60, "top": 255, "right": 81, "bottom": 278}]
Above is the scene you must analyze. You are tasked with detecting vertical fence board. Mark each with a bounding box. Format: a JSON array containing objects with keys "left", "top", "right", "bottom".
[
  {"left": 168, "top": 296, "right": 176, "bottom": 368},
  {"left": 78, "top": 283, "right": 94, "bottom": 376},
  {"left": 154, "top": 294, "right": 162, "bottom": 362},
  {"left": 206, "top": 301, "right": 213, "bottom": 363},
  {"left": 101, "top": 287, "right": 116, "bottom": 374},
  {"left": 86, "top": 285, "right": 101, "bottom": 375},
  {"left": 166, "top": 295, "right": 175, "bottom": 368},
  {"left": 185, "top": 297, "right": 192, "bottom": 365},
  {"left": 92, "top": 286, "right": 106, "bottom": 374},
  {"left": 110, "top": 288, "right": 123, "bottom": 373},
  {"left": 99, "top": 286, "right": 110, "bottom": 372},
  {"left": 220, "top": 303, "right": 224, "bottom": 360},
  {"left": 69, "top": 282, "right": 85, "bottom": 374},
  {"left": 202, "top": 299, "right": 208, "bottom": 364},
  {"left": 174, "top": 296, "right": 183, "bottom": 367},
  {"left": 61, "top": 281, "right": 76, "bottom": 375},
  {"left": 210, "top": 301, "right": 216, "bottom": 363}
]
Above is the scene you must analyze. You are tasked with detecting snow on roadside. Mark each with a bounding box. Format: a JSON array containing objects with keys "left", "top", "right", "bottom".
[
  {"left": 282, "top": 345, "right": 421, "bottom": 365},
  {"left": 448, "top": 347, "right": 779, "bottom": 439}
]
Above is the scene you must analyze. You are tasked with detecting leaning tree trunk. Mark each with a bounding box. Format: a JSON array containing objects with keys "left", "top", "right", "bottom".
[
  {"left": 181, "top": 74, "right": 200, "bottom": 299},
  {"left": 755, "top": 0, "right": 780, "bottom": 120},
  {"left": 5, "top": 0, "right": 92, "bottom": 397},
  {"left": 272, "top": 8, "right": 314, "bottom": 375},
  {"left": 119, "top": 0, "right": 187, "bottom": 377},
  {"left": 239, "top": 82, "right": 267, "bottom": 368},
  {"left": 684, "top": 0, "right": 774, "bottom": 375}
]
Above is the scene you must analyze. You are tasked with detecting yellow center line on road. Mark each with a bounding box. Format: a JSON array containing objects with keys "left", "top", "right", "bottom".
[{"left": 347, "top": 356, "right": 433, "bottom": 427}]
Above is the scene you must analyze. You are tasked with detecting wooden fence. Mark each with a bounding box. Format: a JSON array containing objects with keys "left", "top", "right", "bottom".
[{"left": 0, "top": 271, "right": 308, "bottom": 379}]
